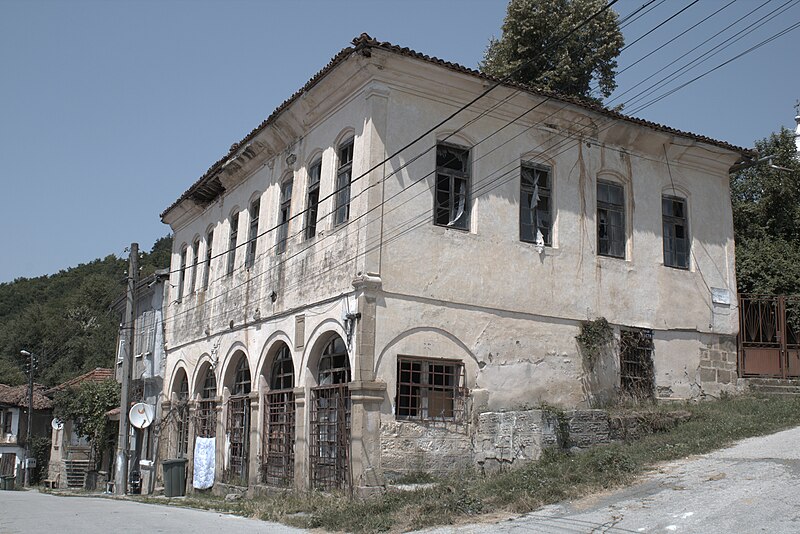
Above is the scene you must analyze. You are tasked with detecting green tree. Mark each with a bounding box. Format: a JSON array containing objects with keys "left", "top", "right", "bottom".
[
  {"left": 480, "top": 0, "right": 624, "bottom": 100},
  {"left": 53, "top": 379, "right": 120, "bottom": 464},
  {"left": 731, "top": 127, "right": 800, "bottom": 295}
]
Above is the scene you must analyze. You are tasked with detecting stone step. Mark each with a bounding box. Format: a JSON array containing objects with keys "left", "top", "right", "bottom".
[
  {"left": 746, "top": 377, "right": 800, "bottom": 386},
  {"left": 749, "top": 384, "right": 800, "bottom": 394}
]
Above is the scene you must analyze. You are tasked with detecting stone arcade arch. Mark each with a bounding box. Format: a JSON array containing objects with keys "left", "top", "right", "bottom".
[
  {"left": 309, "top": 334, "right": 351, "bottom": 491},
  {"left": 260, "top": 341, "right": 295, "bottom": 487}
]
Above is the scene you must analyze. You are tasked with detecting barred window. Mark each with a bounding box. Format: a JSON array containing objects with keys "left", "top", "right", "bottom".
[
  {"left": 597, "top": 181, "right": 625, "bottom": 258},
  {"left": 197, "top": 369, "right": 217, "bottom": 438},
  {"left": 662, "top": 196, "right": 689, "bottom": 269},
  {"left": 520, "top": 163, "right": 552, "bottom": 245},
  {"left": 232, "top": 358, "right": 251, "bottom": 396},
  {"left": 434, "top": 144, "right": 470, "bottom": 230},
  {"left": 396, "top": 357, "right": 465, "bottom": 421}
]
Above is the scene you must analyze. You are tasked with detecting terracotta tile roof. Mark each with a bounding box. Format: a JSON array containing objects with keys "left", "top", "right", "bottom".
[
  {"left": 162, "top": 33, "right": 754, "bottom": 220},
  {"left": 0, "top": 383, "right": 53, "bottom": 410},
  {"left": 46, "top": 368, "right": 115, "bottom": 395}
]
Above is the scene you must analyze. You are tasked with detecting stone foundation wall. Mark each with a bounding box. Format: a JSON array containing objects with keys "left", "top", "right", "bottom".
[
  {"left": 380, "top": 417, "right": 472, "bottom": 480},
  {"left": 698, "top": 335, "right": 738, "bottom": 394}
]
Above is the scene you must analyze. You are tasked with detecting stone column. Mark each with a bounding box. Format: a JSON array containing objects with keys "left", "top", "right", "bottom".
[
  {"left": 248, "top": 390, "right": 260, "bottom": 489},
  {"left": 292, "top": 386, "right": 308, "bottom": 490},
  {"left": 350, "top": 274, "right": 386, "bottom": 495}
]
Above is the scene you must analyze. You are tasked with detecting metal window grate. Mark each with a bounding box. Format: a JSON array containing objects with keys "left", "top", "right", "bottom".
[
  {"left": 396, "top": 357, "right": 466, "bottom": 421},
  {"left": 262, "top": 390, "right": 295, "bottom": 487},
  {"left": 310, "top": 384, "right": 350, "bottom": 491},
  {"left": 225, "top": 396, "right": 250, "bottom": 485},
  {"left": 196, "top": 400, "right": 217, "bottom": 438},
  {"left": 619, "top": 329, "right": 655, "bottom": 400}
]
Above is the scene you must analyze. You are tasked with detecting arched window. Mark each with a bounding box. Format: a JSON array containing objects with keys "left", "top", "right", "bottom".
[
  {"left": 263, "top": 343, "right": 295, "bottom": 487},
  {"left": 310, "top": 335, "right": 351, "bottom": 490},
  {"left": 175, "top": 372, "right": 189, "bottom": 457},
  {"left": 271, "top": 345, "right": 294, "bottom": 390},
  {"left": 197, "top": 368, "right": 217, "bottom": 438},
  {"left": 318, "top": 336, "right": 350, "bottom": 385},
  {"left": 232, "top": 358, "right": 252, "bottom": 396}
]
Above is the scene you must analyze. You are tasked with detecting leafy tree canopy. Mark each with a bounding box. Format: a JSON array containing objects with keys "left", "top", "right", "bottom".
[
  {"left": 53, "top": 379, "right": 120, "bottom": 463},
  {"left": 731, "top": 127, "right": 800, "bottom": 295},
  {"left": 0, "top": 236, "right": 172, "bottom": 386},
  {"left": 480, "top": 0, "right": 624, "bottom": 100}
]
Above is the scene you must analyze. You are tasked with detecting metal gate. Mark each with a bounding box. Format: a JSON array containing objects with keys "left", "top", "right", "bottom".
[
  {"left": 739, "top": 295, "right": 800, "bottom": 377},
  {"left": 310, "top": 384, "right": 350, "bottom": 491},
  {"left": 262, "top": 390, "right": 295, "bottom": 487},
  {"left": 226, "top": 396, "right": 250, "bottom": 484}
]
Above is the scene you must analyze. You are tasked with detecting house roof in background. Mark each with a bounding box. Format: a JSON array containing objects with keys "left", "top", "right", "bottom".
[
  {"left": 45, "top": 368, "right": 115, "bottom": 395},
  {"left": 0, "top": 383, "right": 53, "bottom": 410}
]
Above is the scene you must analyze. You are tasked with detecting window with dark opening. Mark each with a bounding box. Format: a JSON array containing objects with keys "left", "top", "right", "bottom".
[
  {"left": 232, "top": 358, "right": 252, "bottom": 396},
  {"left": 520, "top": 163, "right": 552, "bottom": 245},
  {"left": 662, "top": 196, "right": 689, "bottom": 269},
  {"left": 310, "top": 336, "right": 351, "bottom": 491},
  {"left": 396, "top": 356, "right": 465, "bottom": 421},
  {"left": 277, "top": 180, "right": 293, "bottom": 254},
  {"left": 190, "top": 239, "right": 200, "bottom": 293},
  {"left": 619, "top": 328, "right": 655, "bottom": 400},
  {"left": 202, "top": 230, "right": 213, "bottom": 290},
  {"left": 197, "top": 369, "right": 217, "bottom": 438},
  {"left": 245, "top": 200, "right": 260, "bottom": 269},
  {"left": 176, "top": 374, "right": 189, "bottom": 457},
  {"left": 305, "top": 160, "right": 321, "bottom": 240},
  {"left": 177, "top": 246, "right": 187, "bottom": 301},
  {"left": 435, "top": 144, "right": 470, "bottom": 230},
  {"left": 263, "top": 344, "right": 295, "bottom": 487},
  {"left": 334, "top": 140, "right": 354, "bottom": 226},
  {"left": 227, "top": 213, "right": 239, "bottom": 276},
  {"left": 597, "top": 181, "right": 625, "bottom": 258}
]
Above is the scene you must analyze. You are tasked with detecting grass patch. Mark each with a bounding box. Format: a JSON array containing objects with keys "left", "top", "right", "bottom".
[{"left": 142, "top": 395, "right": 800, "bottom": 532}]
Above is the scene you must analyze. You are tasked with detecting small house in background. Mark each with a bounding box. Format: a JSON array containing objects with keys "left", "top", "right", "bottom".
[
  {"left": 112, "top": 268, "right": 169, "bottom": 494},
  {"left": 0, "top": 383, "right": 52, "bottom": 483},
  {"left": 46, "top": 368, "right": 114, "bottom": 489}
]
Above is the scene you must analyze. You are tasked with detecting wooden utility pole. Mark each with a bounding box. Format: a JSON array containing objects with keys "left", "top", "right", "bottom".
[{"left": 115, "top": 243, "right": 138, "bottom": 495}]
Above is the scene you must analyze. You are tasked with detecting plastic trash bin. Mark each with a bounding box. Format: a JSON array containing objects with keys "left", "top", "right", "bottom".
[
  {"left": 162, "top": 458, "right": 188, "bottom": 497},
  {"left": 1, "top": 475, "right": 15, "bottom": 491}
]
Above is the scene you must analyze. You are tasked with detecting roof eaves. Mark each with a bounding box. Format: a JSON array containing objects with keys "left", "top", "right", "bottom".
[{"left": 162, "top": 34, "right": 754, "bottom": 219}]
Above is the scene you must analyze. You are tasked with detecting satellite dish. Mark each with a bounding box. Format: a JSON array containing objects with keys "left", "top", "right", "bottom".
[
  {"left": 51, "top": 418, "right": 64, "bottom": 431},
  {"left": 129, "top": 403, "right": 155, "bottom": 429}
]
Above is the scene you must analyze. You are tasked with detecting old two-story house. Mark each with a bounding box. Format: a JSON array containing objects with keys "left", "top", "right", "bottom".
[
  {"left": 159, "top": 35, "right": 749, "bottom": 495},
  {"left": 0, "top": 384, "right": 52, "bottom": 482}
]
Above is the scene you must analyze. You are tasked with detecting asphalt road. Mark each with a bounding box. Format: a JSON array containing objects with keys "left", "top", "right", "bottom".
[
  {"left": 0, "top": 490, "right": 303, "bottom": 534},
  {"left": 421, "top": 425, "right": 800, "bottom": 534},
  {"left": 4, "top": 426, "right": 800, "bottom": 533}
]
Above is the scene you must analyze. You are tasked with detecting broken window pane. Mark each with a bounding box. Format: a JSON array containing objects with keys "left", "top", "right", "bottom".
[
  {"left": 597, "top": 181, "right": 625, "bottom": 258},
  {"left": 434, "top": 144, "right": 470, "bottom": 230},
  {"left": 520, "top": 163, "right": 552, "bottom": 245}
]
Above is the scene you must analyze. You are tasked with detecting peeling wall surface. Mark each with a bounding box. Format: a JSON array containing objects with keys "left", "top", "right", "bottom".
[{"left": 160, "top": 46, "right": 743, "bottom": 492}]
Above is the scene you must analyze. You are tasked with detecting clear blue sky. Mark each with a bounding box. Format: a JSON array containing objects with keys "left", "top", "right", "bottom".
[{"left": 1, "top": 0, "right": 798, "bottom": 283}]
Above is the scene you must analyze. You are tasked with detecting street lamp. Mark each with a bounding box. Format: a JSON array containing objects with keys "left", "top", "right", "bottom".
[{"left": 19, "top": 350, "right": 36, "bottom": 487}]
